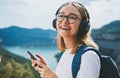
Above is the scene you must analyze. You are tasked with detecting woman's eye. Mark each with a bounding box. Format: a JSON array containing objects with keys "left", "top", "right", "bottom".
[
  {"left": 59, "top": 15, "right": 64, "bottom": 18},
  {"left": 69, "top": 16, "right": 76, "bottom": 19}
]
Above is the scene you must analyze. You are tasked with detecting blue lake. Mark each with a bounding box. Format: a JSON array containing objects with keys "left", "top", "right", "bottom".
[{"left": 3, "top": 46, "right": 59, "bottom": 71}]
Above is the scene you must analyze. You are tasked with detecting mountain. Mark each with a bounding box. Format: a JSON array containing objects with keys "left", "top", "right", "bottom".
[
  {"left": 0, "top": 26, "right": 57, "bottom": 46},
  {"left": 92, "top": 20, "right": 120, "bottom": 42},
  {"left": 92, "top": 20, "right": 120, "bottom": 35},
  {"left": 91, "top": 20, "right": 120, "bottom": 53}
]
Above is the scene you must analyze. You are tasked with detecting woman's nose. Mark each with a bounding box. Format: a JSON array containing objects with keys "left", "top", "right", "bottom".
[{"left": 61, "top": 17, "right": 69, "bottom": 25}]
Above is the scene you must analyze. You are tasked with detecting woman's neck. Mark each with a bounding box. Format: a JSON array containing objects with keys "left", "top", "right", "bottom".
[{"left": 64, "top": 38, "right": 75, "bottom": 49}]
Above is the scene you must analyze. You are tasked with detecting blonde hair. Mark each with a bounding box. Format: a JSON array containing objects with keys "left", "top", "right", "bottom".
[{"left": 58, "top": 32, "right": 99, "bottom": 54}]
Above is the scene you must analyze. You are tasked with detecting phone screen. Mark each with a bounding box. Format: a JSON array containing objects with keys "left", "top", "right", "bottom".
[{"left": 27, "top": 51, "right": 37, "bottom": 60}]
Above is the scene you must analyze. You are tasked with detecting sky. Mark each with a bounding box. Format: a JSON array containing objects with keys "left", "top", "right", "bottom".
[{"left": 0, "top": 0, "right": 120, "bottom": 30}]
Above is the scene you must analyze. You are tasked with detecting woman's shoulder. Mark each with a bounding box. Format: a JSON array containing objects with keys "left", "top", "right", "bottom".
[{"left": 82, "top": 50, "right": 100, "bottom": 62}]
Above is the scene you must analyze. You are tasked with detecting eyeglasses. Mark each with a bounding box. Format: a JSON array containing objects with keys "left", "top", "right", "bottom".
[{"left": 56, "top": 14, "right": 81, "bottom": 24}]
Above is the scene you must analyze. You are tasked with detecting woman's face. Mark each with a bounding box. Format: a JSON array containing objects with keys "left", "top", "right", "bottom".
[{"left": 56, "top": 4, "right": 81, "bottom": 39}]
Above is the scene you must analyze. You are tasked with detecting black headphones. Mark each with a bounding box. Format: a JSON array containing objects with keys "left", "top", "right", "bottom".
[{"left": 52, "top": 2, "right": 90, "bottom": 39}]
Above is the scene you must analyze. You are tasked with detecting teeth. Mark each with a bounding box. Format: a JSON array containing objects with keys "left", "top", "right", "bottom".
[{"left": 61, "top": 26, "right": 70, "bottom": 30}]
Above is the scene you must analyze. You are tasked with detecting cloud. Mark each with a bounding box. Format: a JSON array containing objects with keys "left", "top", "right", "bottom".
[
  {"left": 0, "top": 0, "right": 119, "bottom": 29},
  {"left": 86, "top": 0, "right": 120, "bottom": 29},
  {"left": 0, "top": 0, "right": 77, "bottom": 29}
]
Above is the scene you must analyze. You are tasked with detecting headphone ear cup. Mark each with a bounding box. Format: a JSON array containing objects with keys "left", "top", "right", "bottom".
[
  {"left": 80, "top": 21, "right": 90, "bottom": 33},
  {"left": 52, "top": 19, "right": 57, "bottom": 29},
  {"left": 77, "top": 20, "right": 90, "bottom": 39}
]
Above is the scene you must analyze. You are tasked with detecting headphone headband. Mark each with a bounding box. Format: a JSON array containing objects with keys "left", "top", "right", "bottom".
[{"left": 55, "top": 2, "right": 90, "bottom": 21}]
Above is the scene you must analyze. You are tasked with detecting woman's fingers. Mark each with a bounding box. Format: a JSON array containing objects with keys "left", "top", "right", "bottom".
[
  {"left": 32, "top": 60, "right": 37, "bottom": 67},
  {"left": 32, "top": 60, "right": 46, "bottom": 68},
  {"left": 35, "top": 54, "right": 45, "bottom": 61},
  {"left": 35, "top": 54, "right": 47, "bottom": 65},
  {"left": 37, "top": 60, "right": 46, "bottom": 68},
  {"left": 29, "top": 53, "right": 47, "bottom": 65},
  {"left": 31, "top": 60, "right": 44, "bottom": 72}
]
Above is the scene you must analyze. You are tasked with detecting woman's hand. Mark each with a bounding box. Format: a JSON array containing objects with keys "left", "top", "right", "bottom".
[{"left": 30, "top": 54, "right": 58, "bottom": 78}]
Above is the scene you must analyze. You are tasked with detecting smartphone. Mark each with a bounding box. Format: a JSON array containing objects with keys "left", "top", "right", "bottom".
[{"left": 27, "top": 51, "right": 37, "bottom": 60}]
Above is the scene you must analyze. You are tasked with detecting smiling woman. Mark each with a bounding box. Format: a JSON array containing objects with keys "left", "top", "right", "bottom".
[{"left": 29, "top": 1, "right": 101, "bottom": 78}]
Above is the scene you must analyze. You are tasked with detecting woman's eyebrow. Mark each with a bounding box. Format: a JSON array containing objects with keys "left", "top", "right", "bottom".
[
  {"left": 58, "top": 12, "right": 78, "bottom": 16},
  {"left": 58, "top": 12, "right": 65, "bottom": 14}
]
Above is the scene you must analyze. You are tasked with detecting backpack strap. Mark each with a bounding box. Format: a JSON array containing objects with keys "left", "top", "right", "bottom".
[
  {"left": 72, "top": 45, "right": 101, "bottom": 78},
  {"left": 56, "top": 52, "right": 63, "bottom": 62},
  {"left": 83, "top": 47, "right": 102, "bottom": 58},
  {"left": 72, "top": 45, "right": 88, "bottom": 78}
]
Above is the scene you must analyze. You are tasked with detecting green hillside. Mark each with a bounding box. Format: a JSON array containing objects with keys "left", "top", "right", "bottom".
[{"left": 0, "top": 46, "right": 40, "bottom": 78}]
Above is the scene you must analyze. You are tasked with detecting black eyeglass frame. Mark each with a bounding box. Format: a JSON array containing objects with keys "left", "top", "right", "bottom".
[{"left": 56, "top": 14, "right": 81, "bottom": 24}]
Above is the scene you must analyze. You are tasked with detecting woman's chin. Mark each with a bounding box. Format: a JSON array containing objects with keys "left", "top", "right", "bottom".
[{"left": 59, "top": 33, "right": 70, "bottom": 38}]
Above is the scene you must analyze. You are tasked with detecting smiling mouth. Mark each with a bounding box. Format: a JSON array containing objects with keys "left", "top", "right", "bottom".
[{"left": 61, "top": 26, "right": 70, "bottom": 30}]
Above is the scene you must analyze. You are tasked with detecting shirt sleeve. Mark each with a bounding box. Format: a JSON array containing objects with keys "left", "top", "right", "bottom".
[{"left": 77, "top": 50, "right": 101, "bottom": 78}]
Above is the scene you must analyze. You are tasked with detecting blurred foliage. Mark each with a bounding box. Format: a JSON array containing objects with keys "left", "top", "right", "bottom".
[
  {"left": 0, "top": 46, "right": 40, "bottom": 78},
  {"left": 0, "top": 58, "right": 34, "bottom": 78}
]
